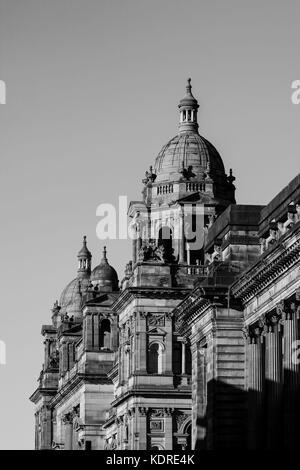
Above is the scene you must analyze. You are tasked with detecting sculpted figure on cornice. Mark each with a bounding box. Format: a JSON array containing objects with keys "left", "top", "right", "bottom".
[
  {"left": 138, "top": 240, "right": 170, "bottom": 263},
  {"left": 148, "top": 314, "right": 165, "bottom": 327},
  {"left": 248, "top": 321, "right": 264, "bottom": 344}
]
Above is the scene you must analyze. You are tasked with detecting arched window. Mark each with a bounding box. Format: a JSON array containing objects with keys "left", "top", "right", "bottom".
[
  {"left": 148, "top": 342, "right": 163, "bottom": 374},
  {"left": 99, "top": 319, "right": 111, "bottom": 349}
]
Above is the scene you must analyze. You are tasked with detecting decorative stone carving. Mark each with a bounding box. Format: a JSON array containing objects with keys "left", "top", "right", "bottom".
[
  {"left": 138, "top": 240, "right": 168, "bottom": 263},
  {"left": 142, "top": 166, "right": 157, "bottom": 185},
  {"left": 150, "top": 408, "right": 174, "bottom": 417},
  {"left": 162, "top": 311, "right": 171, "bottom": 320},
  {"left": 242, "top": 326, "right": 250, "bottom": 341},
  {"left": 176, "top": 412, "right": 190, "bottom": 432},
  {"left": 148, "top": 314, "right": 165, "bottom": 327},
  {"left": 62, "top": 412, "right": 73, "bottom": 425},
  {"left": 179, "top": 161, "right": 195, "bottom": 180},
  {"left": 249, "top": 322, "right": 264, "bottom": 344},
  {"left": 48, "top": 349, "right": 59, "bottom": 368},
  {"left": 150, "top": 420, "right": 164, "bottom": 432},
  {"left": 138, "top": 407, "right": 148, "bottom": 416},
  {"left": 150, "top": 409, "right": 165, "bottom": 418}
]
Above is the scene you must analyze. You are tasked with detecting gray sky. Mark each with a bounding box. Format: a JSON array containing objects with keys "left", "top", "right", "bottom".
[{"left": 0, "top": 0, "right": 299, "bottom": 449}]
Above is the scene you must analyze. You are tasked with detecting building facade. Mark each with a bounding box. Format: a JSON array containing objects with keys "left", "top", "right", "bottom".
[{"left": 30, "top": 80, "right": 300, "bottom": 450}]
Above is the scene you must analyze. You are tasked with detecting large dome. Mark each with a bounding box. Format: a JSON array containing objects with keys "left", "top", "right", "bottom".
[
  {"left": 58, "top": 236, "right": 92, "bottom": 318},
  {"left": 154, "top": 132, "right": 225, "bottom": 183},
  {"left": 59, "top": 277, "right": 90, "bottom": 316}
]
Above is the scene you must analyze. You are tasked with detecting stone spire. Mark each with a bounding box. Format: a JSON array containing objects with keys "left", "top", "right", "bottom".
[
  {"left": 77, "top": 235, "right": 92, "bottom": 278},
  {"left": 178, "top": 78, "right": 199, "bottom": 134}
]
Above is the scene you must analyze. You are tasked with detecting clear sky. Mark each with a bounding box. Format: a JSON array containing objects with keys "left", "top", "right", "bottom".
[{"left": 0, "top": 0, "right": 299, "bottom": 449}]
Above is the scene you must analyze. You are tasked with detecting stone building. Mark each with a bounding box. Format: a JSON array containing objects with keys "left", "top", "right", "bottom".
[{"left": 30, "top": 80, "right": 300, "bottom": 450}]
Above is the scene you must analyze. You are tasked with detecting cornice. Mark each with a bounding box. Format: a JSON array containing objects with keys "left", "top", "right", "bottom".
[
  {"left": 48, "top": 373, "right": 111, "bottom": 408},
  {"left": 29, "top": 387, "right": 57, "bottom": 404},
  {"left": 111, "top": 387, "right": 192, "bottom": 408},
  {"left": 112, "top": 286, "right": 190, "bottom": 312},
  {"left": 232, "top": 223, "right": 300, "bottom": 302}
]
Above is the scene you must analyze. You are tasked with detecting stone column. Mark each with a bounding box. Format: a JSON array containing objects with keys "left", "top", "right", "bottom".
[
  {"left": 93, "top": 314, "right": 99, "bottom": 349},
  {"left": 136, "top": 225, "right": 142, "bottom": 261},
  {"left": 164, "top": 313, "right": 173, "bottom": 374},
  {"left": 181, "top": 341, "right": 186, "bottom": 375},
  {"left": 84, "top": 313, "right": 93, "bottom": 350},
  {"left": 119, "top": 325, "right": 125, "bottom": 384},
  {"left": 179, "top": 208, "right": 185, "bottom": 263},
  {"left": 192, "top": 344, "right": 207, "bottom": 450},
  {"left": 137, "top": 407, "right": 148, "bottom": 449},
  {"left": 63, "top": 413, "right": 73, "bottom": 450},
  {"left": 44, "top": 339, "right": 51, "bottom": 368},
  {"left": 62, "top": 341, "right": 69, "bottom": 374},
  {"left": 164, "top": 408, "right": 173, "bottom": 450},
  {"left": 281, "top": 299, "right": 300, "bottom": 447},
  {"left": 265, "top": 312, "right": 283, "bottom": 449},
  {"left": 138, "top": 312, "right": 147, "bottom": 373},
  {"left": 132, "top": 237, "right": 137, "bottom": 264},
  {"left": 247, "top": 322, "right": 265, "bottom": 449},
  {"left": 186, "top": 243, "right": 191, "bottom": 265}
]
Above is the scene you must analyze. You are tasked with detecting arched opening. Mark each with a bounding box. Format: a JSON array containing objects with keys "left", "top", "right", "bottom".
[
  {"left": 148, "top": 342, "right": 163, "bottom": 374},
  {"left": 99, "top": 319, "right": 111, "bottom": 349},
  {"left": 151, "top": 444, "right": 164, "bottom": 450},
  {"left": 158, "top": 226, "right": 173, "bottom": 262}
]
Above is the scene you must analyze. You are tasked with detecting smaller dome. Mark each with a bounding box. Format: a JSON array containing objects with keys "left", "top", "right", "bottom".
[
  {"left": 91, "top": 246, "right": 119, "bottom": 292},
  {"left": 78, "top": 235, "right": 91, "bottom": 258},
  {"left": 178, "top": 78, "right": 199, "bottom": 109}
]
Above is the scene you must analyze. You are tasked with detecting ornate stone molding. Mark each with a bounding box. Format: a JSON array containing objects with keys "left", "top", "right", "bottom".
[
  {"left": 138, "top": 407, "right": 148, "bottom": 416},
  {"left": 62, "top": 412, "right": 73, "bottom": 425},
  {"left": 175, "top": 412, "right": 190, "bottom": 432},
  {"left": 149, "top": 407, "right": 174, "bottom": 417},
  {"left": 148, "top": 314, "right": 165, "bottom": 327},
  {"left": 232, "top": 232, "right": 300, "bottom": 302}
]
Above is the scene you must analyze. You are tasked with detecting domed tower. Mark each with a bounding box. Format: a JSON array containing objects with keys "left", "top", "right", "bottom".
[
  {"left": 91, "top": 246, "right": 119, "bottom": 292},
  {"left": 151, "top": 78, "right": 235, "bottom": 203},
  {"left": 77, "top": 235, "right": 92, "bottom": 278},
  {"left": 130, "top": 79, "right": 236, "bottom": 267},
  {"left": 58, "top": 236, "right": 92, "bottom": 322}
]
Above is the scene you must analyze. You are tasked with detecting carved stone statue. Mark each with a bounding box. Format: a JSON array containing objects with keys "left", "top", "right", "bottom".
[
  {"left": 138, "top": 240, "right": 169, "bottom": 263},
  {"left": 49, "top": 350, "right": 59, "bottom": 369}
]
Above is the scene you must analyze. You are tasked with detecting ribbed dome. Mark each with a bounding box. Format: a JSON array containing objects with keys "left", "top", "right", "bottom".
[
  {"left": 59, "top": 277, "right": 89, "bottom": 316},
  {"left": 154, "top": 132, "right": 225, "bottom": 183},
  {"left": 91, "top": 247, "right": 119, "bottom": 291}
]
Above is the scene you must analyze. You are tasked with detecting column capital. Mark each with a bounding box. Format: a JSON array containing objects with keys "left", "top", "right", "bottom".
[
  {"left": 264, "top": 311, "right": 282, "bottom": 332},
  {"left": 138, "top": 407, "right": 148, "bottom": 416},
  {"left": 62, "top": 412, "right": 73, "bottom": 425},
  {"left": 248, "top": 321, "right": 265, "bottom": 343}
]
